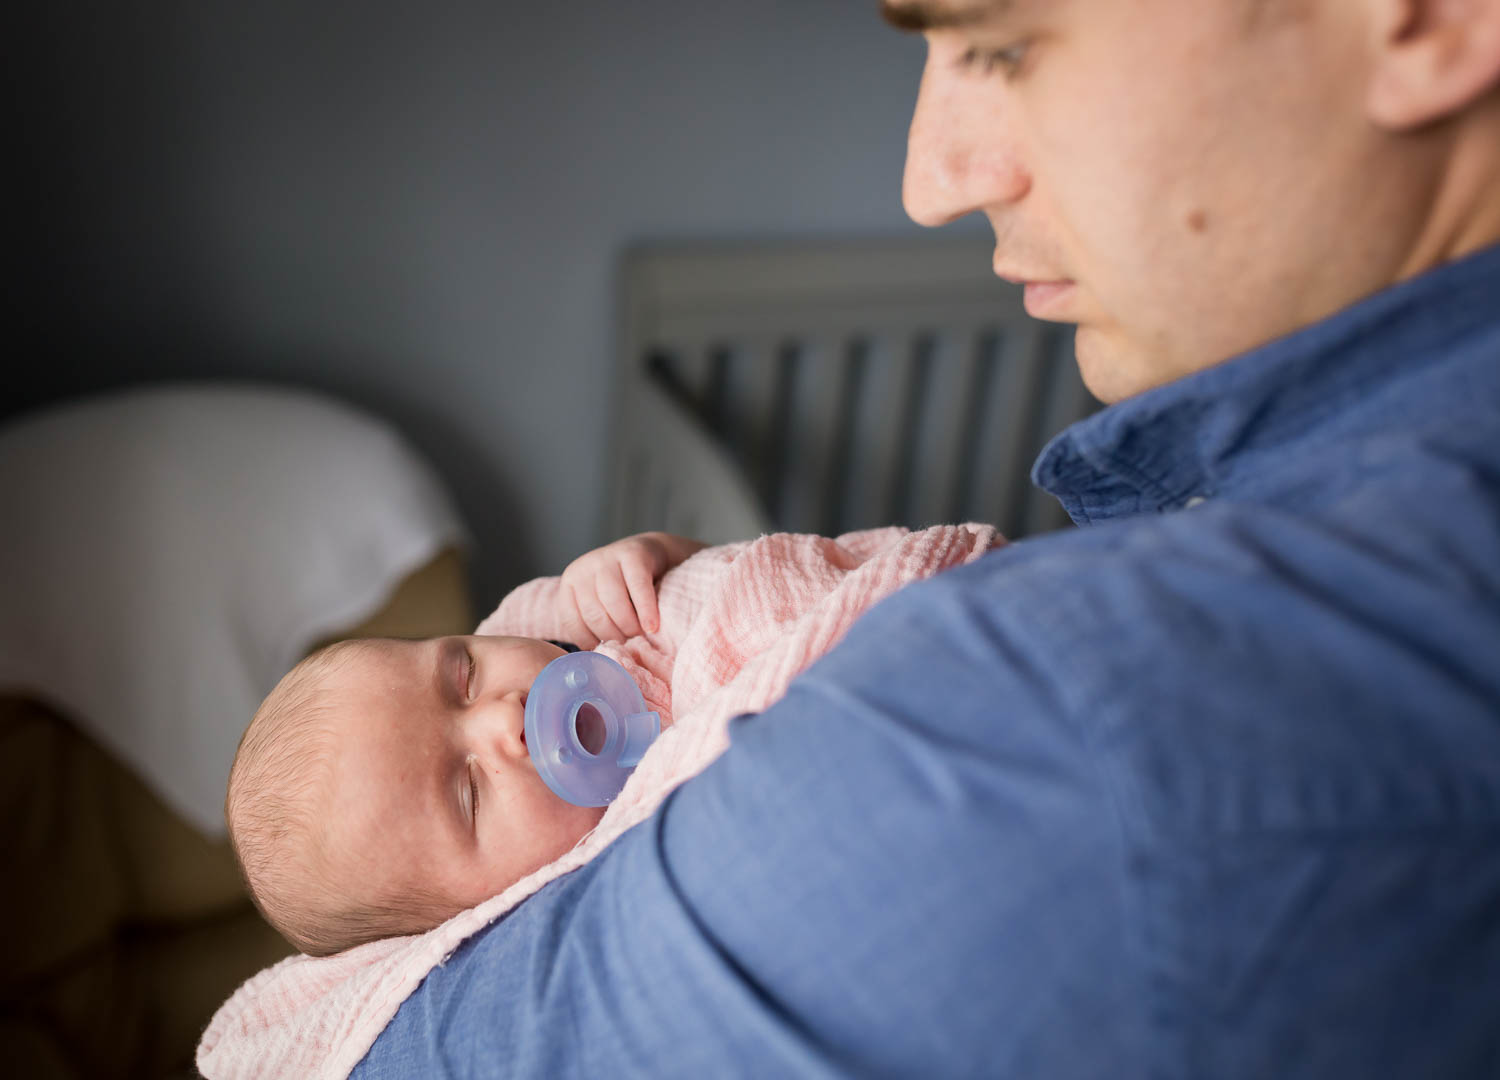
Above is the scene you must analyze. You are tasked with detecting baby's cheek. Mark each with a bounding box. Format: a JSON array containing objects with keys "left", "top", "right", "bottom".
[
  {"left": 533, "top": 801, "right": 605, "bottom": 865},
  {"left": 451, "top": 857, "right": 519, "bottom": 910}
]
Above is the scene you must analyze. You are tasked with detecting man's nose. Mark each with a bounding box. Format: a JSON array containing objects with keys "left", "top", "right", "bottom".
[{"left": 902, "top": 59, "right": 1030, "bottom": 227}]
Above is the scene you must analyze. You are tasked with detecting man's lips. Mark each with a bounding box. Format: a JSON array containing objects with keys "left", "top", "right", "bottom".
[
  {"left": 1020, "top": 281, "right": 1076, "bottom": 319},
  {"left": 994, "top": 269, "right": 1077, "bottom": 319}
]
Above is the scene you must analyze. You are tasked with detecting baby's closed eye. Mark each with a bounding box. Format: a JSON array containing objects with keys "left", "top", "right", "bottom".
[{"left": 464, "top": 754, "right": 479, "bottom": 827}]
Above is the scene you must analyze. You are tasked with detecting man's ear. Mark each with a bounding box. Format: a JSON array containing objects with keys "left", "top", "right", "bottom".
[{"left": 1366, "top": 0, "right": 1500, "bottom": 129}]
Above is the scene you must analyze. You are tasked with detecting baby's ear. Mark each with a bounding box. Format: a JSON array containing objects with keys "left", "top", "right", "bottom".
[{"left": 1366, "top": 0, "right": 1500, "bottom": 129}]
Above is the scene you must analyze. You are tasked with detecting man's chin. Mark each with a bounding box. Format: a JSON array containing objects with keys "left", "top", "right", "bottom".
[
  {"left": 1074, "top": 326, "right": 1193, "bottom": 405},
  {"left": 1073, "top": 326, "right": 1134, "bottom": 405}
]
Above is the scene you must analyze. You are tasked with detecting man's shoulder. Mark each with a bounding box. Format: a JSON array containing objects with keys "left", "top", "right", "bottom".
[{"left": 884, "top": 482, "right": 1500, "bottom": 826}]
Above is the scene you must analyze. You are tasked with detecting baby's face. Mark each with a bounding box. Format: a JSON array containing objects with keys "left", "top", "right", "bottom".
[{"left": 314, "top": 635, "right": 606, "bottom": 918}]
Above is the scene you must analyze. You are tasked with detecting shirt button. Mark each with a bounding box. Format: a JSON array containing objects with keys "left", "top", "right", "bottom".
[{"left": 1183, "top": 495, "right": 1208, "bottom": 509}]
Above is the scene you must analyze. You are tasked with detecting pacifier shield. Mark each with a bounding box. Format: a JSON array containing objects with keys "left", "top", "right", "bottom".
[{"left": 524, "top": 651, "right": 660, "bottom": 807}]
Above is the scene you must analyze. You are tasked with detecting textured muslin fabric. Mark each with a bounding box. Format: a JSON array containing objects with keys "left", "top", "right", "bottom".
[
  {"left": 350, "top": 246, "right": 1500, "bottom": 1078},
  {"left": 196, "top": 524, "right": 1000, "bottom": 1080}
]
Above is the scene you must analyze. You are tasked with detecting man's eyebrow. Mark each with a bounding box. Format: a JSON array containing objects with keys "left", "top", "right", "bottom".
[{"left": 879, "top": 0, "right": 1012, "bottom": 32}]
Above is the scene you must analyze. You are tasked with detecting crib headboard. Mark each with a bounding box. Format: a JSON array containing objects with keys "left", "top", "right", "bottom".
[{"left": 606, "top": 235, "right": 1099, "bottom": 546}]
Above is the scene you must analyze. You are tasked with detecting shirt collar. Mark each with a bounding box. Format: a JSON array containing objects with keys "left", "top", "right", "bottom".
[{"left": 1033, "top": 243, "right": 1500, "bottom": 525}]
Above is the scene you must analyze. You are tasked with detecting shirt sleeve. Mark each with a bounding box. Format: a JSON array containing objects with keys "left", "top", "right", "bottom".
[
  {"left": 351, "top": 547, "right": 1136, "bottom": 1078},
  {"left": 355, "top": 502, "right": 1500, "bottom": 1079}
]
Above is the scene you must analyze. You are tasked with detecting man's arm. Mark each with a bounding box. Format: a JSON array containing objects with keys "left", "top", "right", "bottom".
[
  {"left": 356, "top": 507, "right": 1500, "bottom": 1078},
  {"left": 353, "top": 551, "right": 1136, "bottom": 1078}
]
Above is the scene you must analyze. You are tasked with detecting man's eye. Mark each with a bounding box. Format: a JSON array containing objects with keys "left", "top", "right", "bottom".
[{"left": 953, "top": 42, "right": 1029, "bottom": 79}]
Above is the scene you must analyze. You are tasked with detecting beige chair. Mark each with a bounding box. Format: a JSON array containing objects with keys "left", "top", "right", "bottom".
[
  {"left": 0, "top": 548, "right": 472, "bottom": 1080},
  {"left": 0, "top": 384, "right": 474, "bottom": 1079}
]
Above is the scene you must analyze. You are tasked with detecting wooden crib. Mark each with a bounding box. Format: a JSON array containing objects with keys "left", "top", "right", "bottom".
[{"left": 605, "top": 234, "right": 1100, "bottom": 546}]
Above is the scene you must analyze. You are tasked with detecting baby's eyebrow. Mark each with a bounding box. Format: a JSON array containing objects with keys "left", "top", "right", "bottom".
[
  {"left": 432, "top": 638, "right": 456, "bottom": 704},
  {"left": 425, "top": 640, "right": 475, "bottom": 836}
]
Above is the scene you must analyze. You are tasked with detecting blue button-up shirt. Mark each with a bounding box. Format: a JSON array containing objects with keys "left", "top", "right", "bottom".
[{"left": 356, "top": 247, "right": 1500, "bottom": 1078}]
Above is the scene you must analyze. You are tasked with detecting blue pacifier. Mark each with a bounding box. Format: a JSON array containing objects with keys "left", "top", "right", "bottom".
[{"left": 524, "top": 651, "right": 661, "bottom": 807}]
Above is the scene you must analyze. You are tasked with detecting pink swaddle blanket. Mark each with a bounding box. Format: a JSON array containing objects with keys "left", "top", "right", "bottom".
[{"left": 197, "top": 525, "right": 1001, "bottom": 1080}]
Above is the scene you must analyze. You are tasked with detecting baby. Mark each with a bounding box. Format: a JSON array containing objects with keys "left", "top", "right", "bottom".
[
  {"left": 228, "top": 526, "right": 999, "bottom": 957},
  {"left": 227, "top": 531, "right": 703, "bottom": 956}
]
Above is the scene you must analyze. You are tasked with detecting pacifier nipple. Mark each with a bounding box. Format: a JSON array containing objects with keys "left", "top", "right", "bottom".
[{"left": 524, "top": 651, "right": 661, "bottom": 807}]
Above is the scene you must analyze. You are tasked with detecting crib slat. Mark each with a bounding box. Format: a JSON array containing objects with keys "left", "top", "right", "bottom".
[
  {"left": 647, "top": 343, "right": 708, "bottom": 406},
  {"left": 696, "top": 342, "right": 735, "bottom": 445},
  {"left": 886, "top": 332, "right": 934, "bottom": 526},
  {"left": 840, "top": 334, "right": 910, "bottom": 531},
  {"left": 822, "top": 337, "right": 867, "bottom": 536},
  {"left": 964, "top": 322, "right": 1041, "bottom": 537},
  {"left": 1019, "top": 331, "right": 1092, "bottom": 535},
  {"left": 729, "top": 337, "right": 787, "bottom": 512},
  {"left": 946, "top": 328, "right": 999, "bottom": 524},
  {"left": 906, "top": 329, "right": 976, "bottom": 527},
  {"left": 777, "top": 335, "right": 845, "bottom": 535}
]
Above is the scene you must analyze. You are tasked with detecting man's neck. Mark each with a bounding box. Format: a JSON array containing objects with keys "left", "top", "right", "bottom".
[{"left": 1397, "top": 94, "right": 1500, "bottom": 283}]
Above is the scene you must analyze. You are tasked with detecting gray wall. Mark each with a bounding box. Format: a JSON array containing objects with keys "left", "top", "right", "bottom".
[{"left": 14, "top": 1, "right": 975, "bottom": 608}]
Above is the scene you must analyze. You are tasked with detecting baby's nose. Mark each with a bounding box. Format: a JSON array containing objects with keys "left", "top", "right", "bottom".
[{"left": 471, "top": 701, "right": 530, "bottom": 763}]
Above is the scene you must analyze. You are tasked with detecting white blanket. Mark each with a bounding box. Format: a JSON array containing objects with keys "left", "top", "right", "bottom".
[{"left": 0, "top": 383, "right": 469, "bottom": 835}]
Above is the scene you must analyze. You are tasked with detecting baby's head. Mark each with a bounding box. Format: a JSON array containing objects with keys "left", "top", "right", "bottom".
[{"left": 227, "top": 635, "right": 606, "bottom": 955}]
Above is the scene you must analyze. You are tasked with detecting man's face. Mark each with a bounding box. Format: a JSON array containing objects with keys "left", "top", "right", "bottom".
[{"left": 893, "top": 0, "right": 1429, "bottom": 403}]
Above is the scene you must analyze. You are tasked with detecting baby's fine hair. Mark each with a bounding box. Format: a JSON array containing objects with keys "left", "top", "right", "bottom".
[{"left": 226, "top": 639, "right": 454, "bottom": 956}]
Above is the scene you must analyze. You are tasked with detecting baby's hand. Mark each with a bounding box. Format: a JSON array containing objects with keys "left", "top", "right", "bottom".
[{"left": 558, "top": 532, "right": 706, "bottom": 648}]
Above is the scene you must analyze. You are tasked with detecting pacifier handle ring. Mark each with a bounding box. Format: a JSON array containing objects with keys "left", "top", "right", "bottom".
[{"left": 568, "top": 697, "right": 618, "bottom": 759}]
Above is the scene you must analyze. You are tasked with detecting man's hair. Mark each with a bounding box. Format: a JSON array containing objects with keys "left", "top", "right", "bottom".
[{"left": 226, "top": 639, "right": 458, "bottom": 956}]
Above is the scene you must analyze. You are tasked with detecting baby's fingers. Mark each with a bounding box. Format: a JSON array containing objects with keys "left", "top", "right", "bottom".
[
  {"left": 593, "top": 569, "right": 643, "bottom": 640},
  {"left": 621, "top": 557, "right": 660, "bottom": 634},
  {"left": 573, "top": 579, "right": 627, "bottom": 644},
  {"left": 560, "top": 584, "right": 602, "bottom": 650}
]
